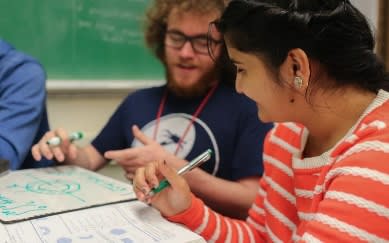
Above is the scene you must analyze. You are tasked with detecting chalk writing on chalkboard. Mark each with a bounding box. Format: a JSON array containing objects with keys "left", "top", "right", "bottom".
[{"left": 0, "top": 0, "right": 164, "bottom": 80}]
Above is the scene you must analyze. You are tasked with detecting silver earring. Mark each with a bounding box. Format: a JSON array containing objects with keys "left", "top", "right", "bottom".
[{"left": 294, "top": 76, "right": 303, "bottom": 89}]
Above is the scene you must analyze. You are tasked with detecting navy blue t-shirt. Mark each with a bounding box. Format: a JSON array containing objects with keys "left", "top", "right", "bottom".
[{"left": 92, "top": 84, "right": 272, "bottom": 181}]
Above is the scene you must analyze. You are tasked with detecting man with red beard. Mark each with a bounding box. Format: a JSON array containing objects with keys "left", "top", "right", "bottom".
[{"left": 32, "top": 0, "right": 272, "bottom": 219}]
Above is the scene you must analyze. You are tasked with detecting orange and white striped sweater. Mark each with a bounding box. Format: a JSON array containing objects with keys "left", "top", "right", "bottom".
[{"left": 168, "top": 90, "right": 389, "bottom": 242}]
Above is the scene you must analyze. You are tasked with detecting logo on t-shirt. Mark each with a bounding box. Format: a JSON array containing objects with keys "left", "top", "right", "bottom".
[{"left": 132, "top": 113, "right": 220, "bottom": 175}]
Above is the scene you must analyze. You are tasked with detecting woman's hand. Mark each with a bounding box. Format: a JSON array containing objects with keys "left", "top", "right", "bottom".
[{"left": 133, "top": 160, "right": 192, "bottom": 217}]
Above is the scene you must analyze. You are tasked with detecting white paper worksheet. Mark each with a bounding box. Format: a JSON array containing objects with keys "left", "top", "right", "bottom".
[{"left": 0, "top": 201, "right": 205, "bottom": 243}]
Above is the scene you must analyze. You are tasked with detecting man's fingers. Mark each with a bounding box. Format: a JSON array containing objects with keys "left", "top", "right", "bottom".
[
  {"left": 67, "top": 144, "right": 79, "bottom": 161},
  {"left": 126, "top": 172, "right": 135, "bottom": 180},
  {"left": 52, "top": 147, "right": 66, "bottom": 162},
  {"left": 104, "top": 150, "right": 122, "bottom": 160},
  {"left": 105, "top": 148, "right": 137, "bottom": 162},
  {"left": 54, "top": 128, "right": 70, "bottom": 145},
  {"left": 31, "top": 144, "right": 42, "bottom": 161},
  {"left": 132, "top": 125, "right": 154, "bottom": 145},
  {"left": 121, "top": 164, "right": 139, "bottom": 174},
  {"left": 36, "top": 131, "right": 58, "bottom": 160},
  {"left": 31, "top": 128, "right": 78, "bottom": 162}
]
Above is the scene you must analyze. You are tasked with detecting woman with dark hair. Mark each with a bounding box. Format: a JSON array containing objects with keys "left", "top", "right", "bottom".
[{"left": 133, "top": 0, "right": 389, "bottom": 242}]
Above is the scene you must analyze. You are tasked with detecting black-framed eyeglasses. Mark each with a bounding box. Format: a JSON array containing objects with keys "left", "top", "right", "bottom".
[{"left": 165, "top": 30, "right": 222, "bottom": 55}]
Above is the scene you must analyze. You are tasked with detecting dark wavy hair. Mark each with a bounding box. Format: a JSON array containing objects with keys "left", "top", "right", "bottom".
[
  {"left": 215, "top": 0, "right": 389, "bottom": 93},
  {"left": 144, "top": 0, "right": 225, "bottom": 61},
  {"left": 144, "top": 0, "right": 236, "bottom": 85}
]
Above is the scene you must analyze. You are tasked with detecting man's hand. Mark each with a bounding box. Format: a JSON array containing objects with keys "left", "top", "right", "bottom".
[
  {"left": 104, "top": 125, "right": 172, "bottom": 179},
  {"left": 31, "top": 128, "right": 78, "bottom": 162}
]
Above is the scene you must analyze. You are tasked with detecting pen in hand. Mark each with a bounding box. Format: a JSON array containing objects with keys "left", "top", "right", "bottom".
[
  {"left": 146, "top": 149, "right": 213, "bottom": 197},
  {"left": 46, "top": 131, "right": 84, "bottom": 146}
]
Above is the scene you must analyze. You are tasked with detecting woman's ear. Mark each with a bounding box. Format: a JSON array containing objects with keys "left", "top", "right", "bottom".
[{"left": 280, "top": 48, "right": 310, "bottom": 90}]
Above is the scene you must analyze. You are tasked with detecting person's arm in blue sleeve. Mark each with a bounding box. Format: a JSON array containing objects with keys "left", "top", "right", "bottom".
[{"left": 0, "top": 61, "right": 47, "bottom": 170}]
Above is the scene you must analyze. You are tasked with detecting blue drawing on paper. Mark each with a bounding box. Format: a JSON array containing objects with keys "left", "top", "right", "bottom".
[
  {"left": 57, "top": 237, "right": 72, "bottom": 243},
  {"left": 39, "top": 226, "right": 51, "bottom": 235},
  {"left": 121, "top": 238, "right": 134, "bottom": 243},
  {"left": 111, "top": 228, "right": 126, "bottom": 235},
  {"left": 78, "top": 234, "right": 94, "bottom": 239}
]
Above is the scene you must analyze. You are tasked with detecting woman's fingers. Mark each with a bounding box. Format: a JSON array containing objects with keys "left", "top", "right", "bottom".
[
  {"left": 144, "top": 161, "right": 161, "bottom": 189},
  {"left": 132, "top": 167, "right": 149, "bottom": 200}
]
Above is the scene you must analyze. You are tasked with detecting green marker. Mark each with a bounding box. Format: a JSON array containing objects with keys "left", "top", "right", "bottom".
[
  {"left": 148, "top": 149, "right": 213, "bottom": 197},
  {"left": 46, "top": 131, "right": 84, "bottom": 146}
]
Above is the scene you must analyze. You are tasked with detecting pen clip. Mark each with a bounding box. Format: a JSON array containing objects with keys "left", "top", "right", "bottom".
[{"left": 177, "top": 149, "right": 212, "bottom": 175}]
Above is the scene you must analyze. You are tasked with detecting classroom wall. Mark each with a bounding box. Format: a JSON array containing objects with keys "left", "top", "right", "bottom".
[
  {"left": 47, "top": 92, "right": 126, "bottom": 144},
  {"left": 47, "top": 80, "right": 162, "bottom": 143},
  {"left": 350, "top": 0, "right": 379, "bottom": 30}
]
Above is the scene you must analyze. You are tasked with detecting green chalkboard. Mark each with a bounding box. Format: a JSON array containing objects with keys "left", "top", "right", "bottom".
[{"left": 0, "top": 0, "right": 164, "bottom": 80}]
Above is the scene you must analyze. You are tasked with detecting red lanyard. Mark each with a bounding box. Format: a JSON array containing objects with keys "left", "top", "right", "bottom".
[{"left": 153, "top": 84, "right": 218, "bottom": 155}]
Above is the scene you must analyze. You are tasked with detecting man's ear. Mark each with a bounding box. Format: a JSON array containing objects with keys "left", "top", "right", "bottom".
[{"left": 280, "top": 48, "right": 310, "bottom": 90}]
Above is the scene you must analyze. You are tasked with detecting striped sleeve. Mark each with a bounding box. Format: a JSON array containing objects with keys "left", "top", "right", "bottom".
[
  {"left": 168, "top": 193, "right": 266, "bottom": 243},
  {"left": 300, "top": 143, "right": 389, "bottom": 242}
]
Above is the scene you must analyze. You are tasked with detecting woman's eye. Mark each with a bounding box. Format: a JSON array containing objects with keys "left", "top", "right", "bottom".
[{"left": 237, "top": 68, "right": 245, "bottom": 73}]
